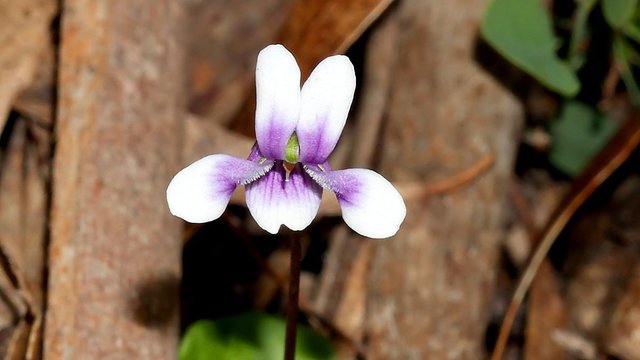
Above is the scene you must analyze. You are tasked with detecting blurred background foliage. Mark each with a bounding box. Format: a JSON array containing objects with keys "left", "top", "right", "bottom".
[{"left": 483, "top": 0, "right": 639, "bottom": 177}]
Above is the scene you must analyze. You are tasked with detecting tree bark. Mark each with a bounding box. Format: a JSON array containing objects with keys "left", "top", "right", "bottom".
[
  {"left": 45, "top": 1, "right": 185, "bottom": 358},
  {"left": 365, "top": 0, "right": 522, "bottom": 358}
]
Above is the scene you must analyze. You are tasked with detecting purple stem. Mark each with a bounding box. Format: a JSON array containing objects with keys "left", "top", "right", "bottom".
[{"left": 284, "top": 234, "right": 301, "bottom": 360}]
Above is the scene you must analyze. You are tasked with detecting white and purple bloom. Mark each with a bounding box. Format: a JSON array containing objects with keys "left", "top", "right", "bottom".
[{"left": 167, "top": 45, "right": 406, "bottom": 239}]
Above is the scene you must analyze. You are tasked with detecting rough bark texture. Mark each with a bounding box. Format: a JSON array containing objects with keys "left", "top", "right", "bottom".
[
  {"left": 0, "top": 0, "right": 56, "bottom": 130},
  {"left": 524, "top": 262, "right": 568, "bottom": 360},
  {"left": 0, "top": 117, "right": 51, "bottom": 308},
  {"left": 310, "top": 12, "right": 397, "bottom": 359},
  {"left": 365, "top": 0, "right": 521, "bottom": 358},
  {"left": 0, "top": 118, "right": 49, "bottom": 360},
  {"left": 186, "top": 0, "right": 293, "bottom": 121},
  {"left": 278, "top": 0, "right": 393, "bottom": 77},
  {"left": 606, "top": 264, "right": 640, "bottom": 360},
  {"left": 44, "top": 1, "right": 184, "bottom": 358},
  {"left": 0, "top": 120, "right": 32, "bottom": 340}
]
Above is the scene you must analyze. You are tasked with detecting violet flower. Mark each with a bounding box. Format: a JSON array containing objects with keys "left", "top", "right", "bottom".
[{"left": 167, "top": 45, "right": 405, "bottom": 238}]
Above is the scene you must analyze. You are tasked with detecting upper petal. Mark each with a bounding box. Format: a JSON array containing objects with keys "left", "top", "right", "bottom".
[
  {"left": 167, "top": 155, "right": 274, "bottom": 223},
  {"left": 305, "top": 166, "right": 406, "bottom": 239},
  {"left": 245, "top": 163, "right": 322, "bottom": 234},
  {"left": 297, "top": 55, "right": 356, "bottom": 164},
  {"left": 255, "top": 44, "right": 301, "bottom": 160}
]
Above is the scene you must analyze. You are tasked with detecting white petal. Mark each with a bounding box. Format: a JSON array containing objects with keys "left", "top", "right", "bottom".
[
  {"left": 305, "top": 166, "right": 406, "bottom": 239},
  {"left": 297, "top": 55, "right": 356, "bottom": 164},
  {"left": 246, "top": 163, "right": 322, "bottom": 234},
  {"left": 255, "top": 44, "right": 301, "bottom": 160},
  {"left": 167, "top": 155, "right": 273, "bottom": 223}
]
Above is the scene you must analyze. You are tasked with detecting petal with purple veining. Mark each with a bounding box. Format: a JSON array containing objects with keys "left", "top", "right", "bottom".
[
  {"left": 246, "top": 162, "right": 322, "bottom": 234},
  {"left": 304, "top": 166, "right": 405, "bottom": 238},
  {"left": 255, "top": 44, "right": 301, "bottom": 160},
  {"left": 167, "top": 155, "right": 273, "bottom": 223},
  {"left": 297, "top": 55, "right": 356, "bottom": 164}
]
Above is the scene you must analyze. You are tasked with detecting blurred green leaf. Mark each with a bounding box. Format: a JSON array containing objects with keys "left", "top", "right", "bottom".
[
  {"left": 613, "top": 35, "right": 640, "bottom": 105},
  {"left": 179, "top": 312, "right": 335, "bottom": 360},
  {"left": 568, "top": 0, "right": 599, "bottom": 69},
  {"left": 548, "top": 101, "right": 618, "bottom": 177},
  {"left": 481, "top": 0, "right": 580, "bottom": 96},
  {"left": 623, "top": 21, "right": 640, "bottom": 43},
  {"left": 602, "top": 0, "right": 638, "bottom": 29}
]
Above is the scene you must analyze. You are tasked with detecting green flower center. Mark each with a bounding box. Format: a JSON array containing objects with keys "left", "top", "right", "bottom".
[
  {"left": 284, "top": 132, "right": 300, "bottom": 164},
  {"left": 283, "top": 133, "right": 301, "bottom": 181}
]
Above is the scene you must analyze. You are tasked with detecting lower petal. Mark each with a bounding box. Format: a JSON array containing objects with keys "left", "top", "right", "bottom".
[
  {"left": 305, "top": 166, "right": 406, "bottom": 239},
  {"left": 167, "top": 154, "right": 273, "bottom": 223},
  {"left": 245, "top": 163, "right": 322, "bottom": 234}
]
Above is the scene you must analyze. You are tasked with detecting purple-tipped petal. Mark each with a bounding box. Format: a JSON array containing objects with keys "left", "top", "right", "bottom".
[
  {"left": 246, "top": 162, "right": 322, "bottom": 234},
  {"left": 297, "top": 55, "right": 356, "bottom": 164},
  {"left": 305, "top": 166, "right": 405, "bottom": 239},
  {"left": 167, "top": 155, "right": 274, "bottom": 223},
  {"left": 255, "top": 44, "right": 301, "bottom": 160}
]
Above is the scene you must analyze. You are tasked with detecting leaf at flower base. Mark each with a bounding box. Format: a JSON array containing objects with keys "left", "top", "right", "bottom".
[
  {"left": 481, "top": 0, "right": 580, "bottom": 96},
  {"left": 548, "top": 101, "right": 618, "bottom": 177},
  {"left": 602, "top": 0, "right": 638, "bottom": 29},
  {"left": 179, "top": 312, "right": 336, "bottom": 360}
]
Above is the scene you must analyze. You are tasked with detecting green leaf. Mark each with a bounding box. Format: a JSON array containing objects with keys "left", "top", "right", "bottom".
[
  {"left": 568, "top": 0, "right": 599, "bottom": 69},
  {"left": 602, "top": 0, "right": 638, "bottom": 29},
  {"left": 548, "top": 101, "right": 618, "bottom": 177},
  {"left": 623, "top": 21, "right": 640, "bottom": 43},
  {"left": 613, "top": 35, "right": 640, "bottom": 105},
  {"left": 179, "top": 312, "right": 336, "bottom": 360},
  {"left": 481, "top": 0, "right": 580, "bottom": 96}
]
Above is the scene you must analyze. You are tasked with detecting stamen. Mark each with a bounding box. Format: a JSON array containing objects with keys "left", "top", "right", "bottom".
[
  {"left": 283, "top": 161, "right": 296, "bottom": 182},
  {"left": 239, "top": 162, "right": 274, "bottom": 185},
  {"left": 303, "top": 165, "right": 334, "bottom": 191}
]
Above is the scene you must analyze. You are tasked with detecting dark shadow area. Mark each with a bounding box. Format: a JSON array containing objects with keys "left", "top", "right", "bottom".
[
  {"left": 0, "top": 112, "right": 19, "bottom": 169},
  {"left": 180, "top": 206, "right": 279, "bottom": 332},
  {"left": 129, "top": 272, "right": 180, "bottom": 328}
]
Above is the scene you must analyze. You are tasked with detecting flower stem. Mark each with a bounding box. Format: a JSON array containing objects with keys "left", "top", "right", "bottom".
[{"left": 284, "top": 234, "right": 301, "bottom": 360}]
